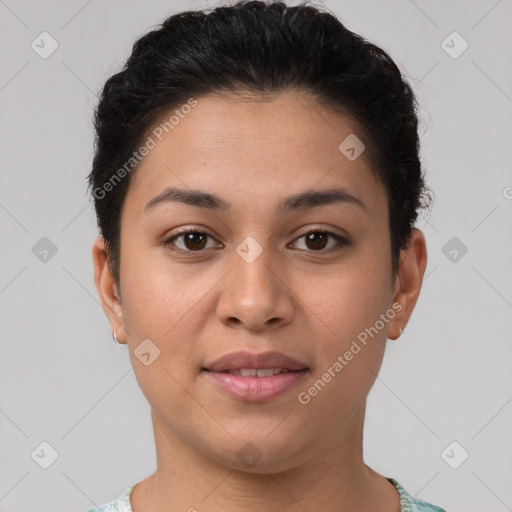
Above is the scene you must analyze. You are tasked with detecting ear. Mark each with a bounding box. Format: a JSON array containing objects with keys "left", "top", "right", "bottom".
[
  {"left": 388, "top": 229, "right": 427, "bottom": 340},
  {"left": 92, "top": 237, "right": 126, "bottom": 343}
]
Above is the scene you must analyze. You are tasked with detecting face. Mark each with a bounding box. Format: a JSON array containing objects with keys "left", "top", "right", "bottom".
[{"left": 93, "top": 91, "right": 426, "bottom": 473}]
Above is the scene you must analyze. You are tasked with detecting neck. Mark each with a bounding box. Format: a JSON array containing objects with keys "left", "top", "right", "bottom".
[{"left": 130, "top": 406, "right": 400, "bottom": 512}]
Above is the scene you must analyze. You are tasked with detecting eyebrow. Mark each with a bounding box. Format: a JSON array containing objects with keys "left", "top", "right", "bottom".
[{"left": 144, "top": 186, "right": 365, "bottom": 213}]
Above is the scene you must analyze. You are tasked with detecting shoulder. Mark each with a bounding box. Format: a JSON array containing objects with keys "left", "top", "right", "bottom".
[
  {"left": 388, "top": 478, "right": 447, "bottom": 512},
  {"left": 84, "top": 486, "right": 134, "bottom": 512}
]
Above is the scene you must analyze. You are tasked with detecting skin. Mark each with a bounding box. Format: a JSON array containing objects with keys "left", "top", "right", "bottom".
[{"left": 93, "top": 91, "right": 427, "bottom": 512}]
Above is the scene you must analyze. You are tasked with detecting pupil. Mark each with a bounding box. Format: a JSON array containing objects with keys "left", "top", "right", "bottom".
[
  {"left": 306, "top": 232, "right": 327, "bottom": 250},
  {"left": 185, "top": 232, "right": 206, "bottom": 250}
]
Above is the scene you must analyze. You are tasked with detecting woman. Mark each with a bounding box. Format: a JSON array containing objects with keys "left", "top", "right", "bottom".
[{"left": 87, "top": 1, "right": 444, "bottom": 510}]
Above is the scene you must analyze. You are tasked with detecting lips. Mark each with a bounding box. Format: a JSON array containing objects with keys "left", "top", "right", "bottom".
[
  {"left": 202, "top": 351, "right": 309, "bottom": 401},
  {"left": 228, "top": 368, "right": 292, "bottom": 377},
  {"left": 203, "top": 350, "right": 309, "bottom": 373}
]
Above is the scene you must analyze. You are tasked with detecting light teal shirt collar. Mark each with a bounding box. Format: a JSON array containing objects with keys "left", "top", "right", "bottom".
[{"left": 86, "top": 478, "right": 446, "bottom": 512}]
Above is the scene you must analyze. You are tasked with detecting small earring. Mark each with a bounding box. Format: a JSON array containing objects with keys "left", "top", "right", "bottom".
[
  {"left": 112, "top": 328, "right": 121, "bottom": 345},
  {"left": 399, "top": 327, "right": 404, "bottom": 336}
]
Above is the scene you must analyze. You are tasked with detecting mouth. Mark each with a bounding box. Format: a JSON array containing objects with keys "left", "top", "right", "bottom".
[
  {"left": 202, "top": 351, "right": 309, "bottom": 402},
  {"left": 202, "top": 368, "right": 309, "bottom": 402},
  {"left": 203, "top": 349, "right": 308, "bottom": 373},
  {"left": 209, "top": 368, "right": 301, "bottom": 377}
]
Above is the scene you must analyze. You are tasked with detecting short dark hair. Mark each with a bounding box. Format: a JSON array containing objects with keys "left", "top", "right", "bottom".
[{"left": 88, "top": 0, "right": 430, "bottom": 284}]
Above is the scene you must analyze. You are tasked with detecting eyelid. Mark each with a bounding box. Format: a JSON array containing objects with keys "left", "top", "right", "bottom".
[{"left": 293, "top": 223, "right": 348, "bottom": 239}]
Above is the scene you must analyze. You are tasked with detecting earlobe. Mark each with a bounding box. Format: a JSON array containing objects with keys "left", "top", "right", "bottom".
[
  {"left": 92, "top": 237, "right": 126, "bottom": 341},
  {"left": 388, "top": 229, "right": 427, "bottom": 340}
]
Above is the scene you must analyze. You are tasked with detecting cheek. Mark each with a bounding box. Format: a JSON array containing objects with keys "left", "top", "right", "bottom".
[
  {"left": 119, "top": 240, "right": 206, "bottom": 335},
  {"left": 119, "top": 247, "right": 224, "bottom": 394},
  {"left": 315, "top": 254, "right": 393, "bottom": 345},
  {"left": 120, "top": 265, "right": 209, "bottom": 413},
  {"left": 298, "top": 287, "right": 389, "bottom": 434},
  {"left": 301, "top": 246, "right": 392, "bottom": 408}
]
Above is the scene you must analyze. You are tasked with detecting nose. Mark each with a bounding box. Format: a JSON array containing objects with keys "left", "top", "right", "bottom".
[{"left": 215, "top": 242, "right": 295, "bottom": 331}]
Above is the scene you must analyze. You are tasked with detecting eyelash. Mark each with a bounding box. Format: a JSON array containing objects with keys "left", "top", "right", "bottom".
[{"left": 163, "top": 228, "right": 350, "bottom": 254}]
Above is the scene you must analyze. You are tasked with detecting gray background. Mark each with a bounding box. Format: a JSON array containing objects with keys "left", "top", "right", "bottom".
[{"left": 0, "top": 0, "right": 511, "bottom": 510}]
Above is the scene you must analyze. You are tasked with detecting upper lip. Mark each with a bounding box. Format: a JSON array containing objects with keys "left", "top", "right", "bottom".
[{"left": 203, "top": 350, "right": 309, "bottom": 372}]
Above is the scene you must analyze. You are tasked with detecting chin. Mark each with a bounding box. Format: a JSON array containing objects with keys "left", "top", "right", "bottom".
[{"left": 201, "top": 429, "right": 311, "bottom": 475}]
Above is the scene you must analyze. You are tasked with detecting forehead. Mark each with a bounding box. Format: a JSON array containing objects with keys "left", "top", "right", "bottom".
[{"left": 125, "top": 91, "right": 385, "bottom": 214}]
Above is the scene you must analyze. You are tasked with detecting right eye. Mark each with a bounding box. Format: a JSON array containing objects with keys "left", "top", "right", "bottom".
[{"left": 163, "top": 229, "right": 222, "bottom": 252}]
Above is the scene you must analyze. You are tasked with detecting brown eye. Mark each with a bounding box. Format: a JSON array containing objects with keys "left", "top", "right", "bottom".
[
  {"left": 164, "top": 229, "right": 219, "bottom": 252},
  {"left": 305, "top": 232, "right": 328, "bottom": 250},
  {"left": 182, "top": 232, "right": 207, "bottom": 250},
  {"left": 292, "top": 230, "right": 349, "bottom": 252}
]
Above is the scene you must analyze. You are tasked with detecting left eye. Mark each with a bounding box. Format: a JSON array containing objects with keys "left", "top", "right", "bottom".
[{"left": 291, "top": 231, "right": 348, "bottom": 252}]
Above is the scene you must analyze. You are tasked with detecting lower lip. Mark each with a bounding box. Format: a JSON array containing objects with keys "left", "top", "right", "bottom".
[{"left": 204, "top": 370, "right": 308, "bottom": 402}]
